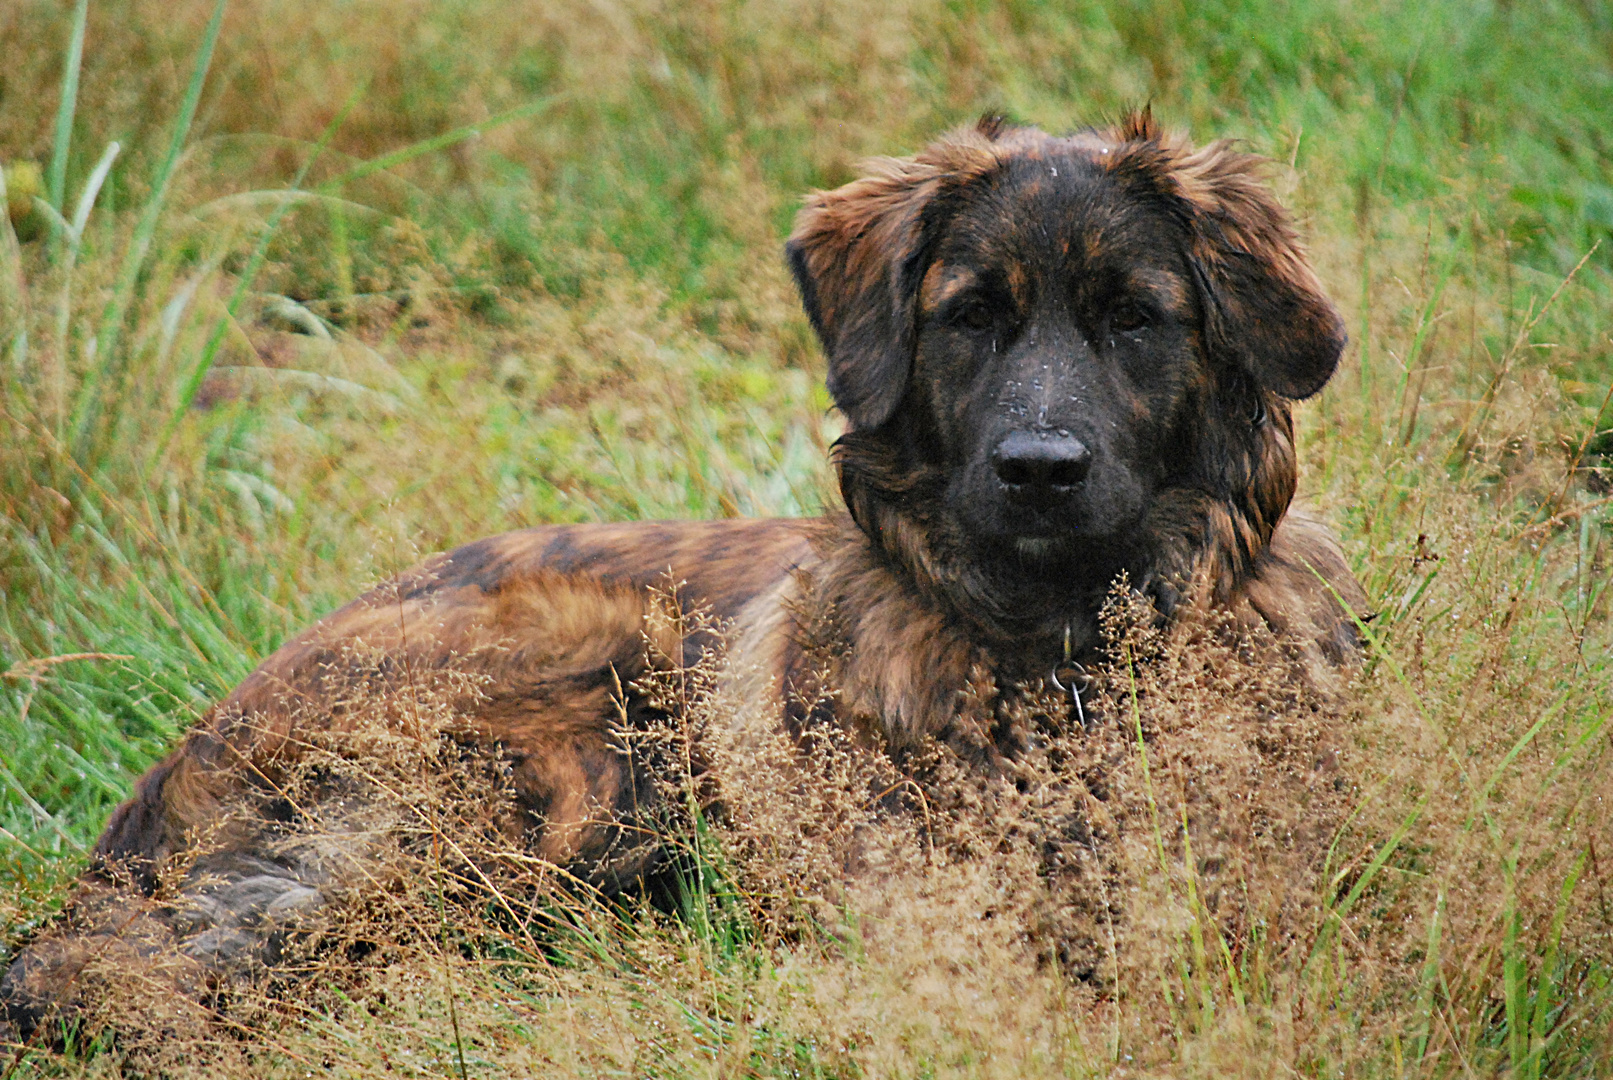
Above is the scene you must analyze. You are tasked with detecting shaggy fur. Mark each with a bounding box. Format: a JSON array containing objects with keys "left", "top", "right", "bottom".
[{"left": 2, "top": 110, "right": 1366, "bottom": 1038}]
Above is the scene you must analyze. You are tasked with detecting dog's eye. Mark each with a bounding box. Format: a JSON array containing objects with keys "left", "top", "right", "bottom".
[
  {"left": 1109, "top": 303, "right": 1148, "bottom": 334},
  {"left": 950, "top": 300, "right": 996, "bottom": 332}
]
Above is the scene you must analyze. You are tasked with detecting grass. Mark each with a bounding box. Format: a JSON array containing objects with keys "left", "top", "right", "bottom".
[{"left": 2, "top": 0, "right": 1612, "bottom": 1074}]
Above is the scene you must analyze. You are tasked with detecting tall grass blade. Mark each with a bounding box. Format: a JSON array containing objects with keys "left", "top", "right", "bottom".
[
  {"left": 68, "top": 0, "right": 228, "bottom": 457},
  {"left": 68, "top": 142, "right": 121, "bottom": 246},
  {"left": 0, "top": 166, "right": 24, "bottom": 349},
  {"left": 1504, "top": 860, "right": 1526, "bottom": 1075},
  {"left": 156, "top": 91, "right": 562, "bottom": 463},
  {"left": 1391, "top": 237, "right": 1457, "bottom": 446},
  {"left": 50, "top": 141, "right": 120, "bottom": 431},
  {"left": 1469, "top": 691, "right": 1569, "bottom": 830},
  {"left": 46, "top": 0, "right": 91, "bottom": 214},
  {"left": 1412, "top": 890, "right": 1444, "bottom": 1063},
  {"left": 1452, "top": 242, "right": 1601, "bottom": 462},
  {"left": 154, "top": 110, "right": 349, "bottom": 464},
  {"left": 1307, "top": 797, "right": 1427, "bottom": 979},
  {"left": 1523, "top": 853, "right": 1586, "bottom": 1078},
  {"left": 29, "top": 198, "right": 71, "bottom": 242},
  {"left": 317, "top": 94, "right": 565, "bottom": 192}
]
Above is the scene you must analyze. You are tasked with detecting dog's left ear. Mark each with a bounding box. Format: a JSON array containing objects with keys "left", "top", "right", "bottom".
[
  {"left": 1114, "top": 115, "right": 1346, "bottom": 401},
  {"left": 787, "top": 128, "right": 1001, "bottom": 430},
  {"left": 1179, "top": 149, "right": 1346, "bottom": 400}
]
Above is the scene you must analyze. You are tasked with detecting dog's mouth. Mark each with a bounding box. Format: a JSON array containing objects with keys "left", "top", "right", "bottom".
[
  {"left": 999, "top": 497, "right": 1094, "bottom": 540},
  {"left": 970, "top": 522, "right": 1133, "bottom": 602},
  {"left": 981, "top": 515, "right": 1086, "bottom": 565},
  {"left": 954, "top": 487, "right": 1095, "bottom": 560},
  {"left": 974, "top": 498, "right": 1138, "bottom": 577}
]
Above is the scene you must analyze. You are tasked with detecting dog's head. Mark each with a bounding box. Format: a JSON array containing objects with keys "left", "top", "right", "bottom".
[{"left": 788, "top": 111, "right": 1344, "bottom": 632}]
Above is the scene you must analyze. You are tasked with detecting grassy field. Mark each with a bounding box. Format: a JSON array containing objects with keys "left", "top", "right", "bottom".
[{"left": 2, "top": 0, "right": 1612, "bottom": 1074}]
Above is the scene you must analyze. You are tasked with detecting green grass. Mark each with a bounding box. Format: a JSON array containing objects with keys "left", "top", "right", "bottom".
[{"left": 2, "top": 0, "right": 1612, "bottom": 1074}]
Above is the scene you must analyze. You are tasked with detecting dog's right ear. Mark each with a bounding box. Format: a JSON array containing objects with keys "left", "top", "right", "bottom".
[{"left": 787, "top": 130, "right": 1001, "bottom": 431}]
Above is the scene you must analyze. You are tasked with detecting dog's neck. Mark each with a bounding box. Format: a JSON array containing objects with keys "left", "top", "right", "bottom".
[{"left": 784, "top": 514, "right": 1098, "bottom": 750}]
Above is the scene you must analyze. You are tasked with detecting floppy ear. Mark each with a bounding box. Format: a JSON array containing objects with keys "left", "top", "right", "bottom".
[
  {"left": 1114, "top": 114, "right": 1346, "bottom": 401},
  {"left": 787, "top": 129, "right": 1001, "bottom": 430},
  {"left": 1180, "top": 147, "right": 1346, "bottom": 400}
]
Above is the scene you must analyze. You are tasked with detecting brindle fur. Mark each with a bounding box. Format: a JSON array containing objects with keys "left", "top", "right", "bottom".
[{"left": 2, "top": 111, "right": 1367, "bottom": 1037}]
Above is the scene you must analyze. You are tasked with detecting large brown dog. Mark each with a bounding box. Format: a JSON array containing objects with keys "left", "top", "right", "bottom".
[{"left": 2, "top": 111, "right": 1367, "bottom": 1034}]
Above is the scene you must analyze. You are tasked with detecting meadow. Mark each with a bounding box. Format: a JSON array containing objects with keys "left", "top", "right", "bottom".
[{"left": 2, "top": 0, "right": 1612, "bottom": 1074}]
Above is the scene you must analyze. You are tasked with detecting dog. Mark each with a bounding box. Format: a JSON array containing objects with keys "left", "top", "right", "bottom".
[{"left": 1, "top": 109, "right": 1367, "bottom": 1036}]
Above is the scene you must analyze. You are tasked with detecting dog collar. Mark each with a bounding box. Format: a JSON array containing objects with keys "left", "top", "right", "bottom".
[{"left": 1048, "top": 622, "right": 1092, "bottom": 727}]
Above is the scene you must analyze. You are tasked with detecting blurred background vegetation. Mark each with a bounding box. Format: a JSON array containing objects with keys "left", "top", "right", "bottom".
[{"left": 2, "top": 0, "right": 1612, "bottom": 1074}]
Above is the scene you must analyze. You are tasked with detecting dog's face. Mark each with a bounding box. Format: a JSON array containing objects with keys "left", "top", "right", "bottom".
[
  {"left": 909, "top": 151, "right": 1205, "bottom": 567},
  {"left": 788, "top": 113, "right": 1346, "bottom": 627}
]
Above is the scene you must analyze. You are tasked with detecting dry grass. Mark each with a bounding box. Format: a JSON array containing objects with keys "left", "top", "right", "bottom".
[{"left": 11, "top": 568, "right": 1611, "bottom": 1076}]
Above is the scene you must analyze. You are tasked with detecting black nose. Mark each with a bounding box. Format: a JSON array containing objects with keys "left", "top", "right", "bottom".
[{"left": 991, "top": 432, "right": 1093, "bottom": 489}]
